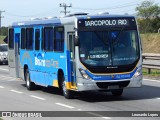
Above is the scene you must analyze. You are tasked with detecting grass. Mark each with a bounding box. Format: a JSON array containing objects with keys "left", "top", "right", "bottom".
[
  {"left": 143, "top": 68, "right": 160, "bottom": 78},
  {"left": 0, "top": 118, "right": 3, "bottom": 120},
  {"left": 0, "top": 36, "right": 6, "bottom": 44},
  {"left": 141, "top": 33, "right": 160, "bottom": 53}
]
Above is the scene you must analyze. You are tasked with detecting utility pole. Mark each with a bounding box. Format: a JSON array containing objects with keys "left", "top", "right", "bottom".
[
  {"left": 59, "top": 3, "right": 72, "bottom": 16},
  {"left": 0, "top": 10, "right": 5, "bottom": 35}
]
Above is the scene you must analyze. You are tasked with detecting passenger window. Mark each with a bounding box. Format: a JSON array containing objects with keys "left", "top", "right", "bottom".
[
  {"left": 54, "top": 27, "right": 64, "bottom": 52},
  {"left": 9, "top": 28, "right": 14, "bottom": 49},
  {"left": 35, "top": 29, "right": 40, "bottom": 51},
  {"left": 26, "top": 28, "right": 33, "bottom": 50},
  {"left": 44, "top": 27, "right": 54, "bottom": 51},
  {"left": 21, "top": 28, "right": 26, "bottom": 49}
]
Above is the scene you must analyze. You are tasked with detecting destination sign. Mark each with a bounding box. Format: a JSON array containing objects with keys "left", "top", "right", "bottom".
[{"left": 78, "top": 18, "right": 136, "bottom": 28}]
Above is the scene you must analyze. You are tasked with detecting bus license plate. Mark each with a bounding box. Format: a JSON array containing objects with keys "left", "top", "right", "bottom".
[{"left": 108, "top": 86, "right": 119, "bottom": 89}]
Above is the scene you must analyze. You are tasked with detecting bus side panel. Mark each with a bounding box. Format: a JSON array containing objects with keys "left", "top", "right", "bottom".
[
  {"left": 8, "top": 28, "right": 21, "bottom": 78},
  {"left": 8, "top": 46, "right": 16, "bottom": 77},
  {"left": 20, "top": 50, "right": 35, "bottom": 81}
]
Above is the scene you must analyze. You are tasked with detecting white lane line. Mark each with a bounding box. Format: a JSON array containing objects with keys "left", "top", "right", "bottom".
[
  {"left": 30, "top": 95, "right": 46, "bottom": 101},
  {"left": 0, "top": 68, "right": 9, "bottom": 71},
  {"left": 0, "top": 76, "right": 15, "bottom": 79},
  {"left": 0, "top": 86, "right": 5, "bottom": 88},
  {"left": 144, "top": 79, "right": 160, "bottom": 83},
  {"left": 0, "top": 77, "right": 12, "bottom": 80},
  {"left": 10, "top": 90, "right": 23, "bottom": 94},
  {"left": 55, "top": 103, "right": 75, "bottom": 109},
  {"left": 156, "top": 98, "right": 160, "bottom": 100},
  {"left": 87, "top": 112, "right": 111, "bottom": 119}
]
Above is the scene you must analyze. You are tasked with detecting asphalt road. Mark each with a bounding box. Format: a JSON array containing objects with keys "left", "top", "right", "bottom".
[{"left": 0, "top": 65, "right": 160, "bottom": 120}]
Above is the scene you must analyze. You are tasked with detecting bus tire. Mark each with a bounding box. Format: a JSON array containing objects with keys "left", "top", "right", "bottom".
[
  {"left": 25, "top": 69, "right": 36, "bottom": 90},
  {"left": 61, "top": 75, "right": 73, "bottom": 99},
  {"left": 111, "top": 89, "right": 123, "bottom": 96}
]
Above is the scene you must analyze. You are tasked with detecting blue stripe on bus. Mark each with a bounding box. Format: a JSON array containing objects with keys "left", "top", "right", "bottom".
[{"left": 85, "top": 68, "right": 137, "bottom": 81}]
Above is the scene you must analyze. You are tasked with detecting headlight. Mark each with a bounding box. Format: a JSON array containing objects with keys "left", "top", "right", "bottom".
[
  {"left": 134, "top": 68, "right": 142, "bottom": 78},
  {"left": 79, "top": 68, "right": 91, "bottom": 79}
]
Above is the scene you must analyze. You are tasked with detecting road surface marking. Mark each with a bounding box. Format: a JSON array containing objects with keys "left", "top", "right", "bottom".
[
  {"left": 144, "top": 79, "right": 160, "bottom": 83},
  {"left": 0, "top": 77, "right": 12, "bottom": 80},
  {"left": 87, "top": 112, "right": 111, "bottom": 119},
  {"left": 156, "top": 98, "right": 160, "bottom": 100},
  {"left": 30, "top": 95, "right": 46, "bottom": 100},
  {"left": 0, "top": 76, "right": 16, "bottom": 79},
  {"left": 0, "top": 68, "right": 9, "bottom": 71},
  {"left": 10, "top": 90, "right": 23, "bottom": 94},
  {"left": 55, "top": 103, "right": 75, "bottom": 109},
  {"left": 0, "top": 86, "right": 4, "bottom": 88},
  {"left": 0, "top": 76, "right": 15, "bottom": 78}
]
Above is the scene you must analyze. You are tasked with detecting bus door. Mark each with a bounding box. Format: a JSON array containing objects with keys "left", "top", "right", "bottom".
[
  {"left": 15, "top": 31, "right": 21, "bottom": 78},
  {"left": 68, "top": 33, "right": 76, "bottom": 86},
  {"left": 34, "top": 27, "right": 43, "bottom": 84}
]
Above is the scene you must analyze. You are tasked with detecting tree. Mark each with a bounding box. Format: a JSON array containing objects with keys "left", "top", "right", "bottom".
[
  {"left": 136, "top": 0, "right": 160, "bottom": 33},
  {"left": 0, "top": 27, "right": 8, "bottom": 36}
]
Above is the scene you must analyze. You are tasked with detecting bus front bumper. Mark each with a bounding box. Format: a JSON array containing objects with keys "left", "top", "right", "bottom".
[{"left": 76, "top": 74, "right": 142, "bottom": 91}]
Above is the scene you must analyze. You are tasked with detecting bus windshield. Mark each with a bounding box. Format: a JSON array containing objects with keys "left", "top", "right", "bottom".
[
  {"left": 79, "top": 30, "right": 139, "bottom": 67},
  {"left": 0, "top": 45, "right": 8, "bottom": 52}
]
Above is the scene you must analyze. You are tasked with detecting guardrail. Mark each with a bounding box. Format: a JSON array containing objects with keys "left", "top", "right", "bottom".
[{"left": 142, "top": 53, "right": 160, "bottom": 74}]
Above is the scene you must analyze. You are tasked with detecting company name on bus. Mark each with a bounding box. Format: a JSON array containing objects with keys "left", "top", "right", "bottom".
[
  {"left": 85, "top": 19, "right": 128, "bottom": 27},
  {"left": 35, "top": 57, "right": 45, "bottom": 67}
]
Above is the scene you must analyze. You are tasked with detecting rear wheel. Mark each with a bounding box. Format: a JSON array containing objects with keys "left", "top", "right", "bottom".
[
  {"left": 25, "top": 69, "right": 36, "bottom": 90},
  {"left": 60, "top": 73, "right": 73, "bottom": 99},
  {"left": 111, "top": 89, "right": 123, "bottom": 96}
]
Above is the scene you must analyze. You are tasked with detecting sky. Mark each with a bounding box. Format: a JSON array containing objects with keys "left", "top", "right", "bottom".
[{"left": 0, "top": 0, "right": 160, "bottom": 26}]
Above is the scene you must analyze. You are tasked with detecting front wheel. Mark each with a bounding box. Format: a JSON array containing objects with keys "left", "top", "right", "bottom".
[
  {"left": 61, "top": 75, "right": 74, "bottom": 99},
  {"left": 25, "top": 69, "right": 36, "bottom": 90},
  {"left": 111, "top": 89, "right": 123, "bottom": 96}
]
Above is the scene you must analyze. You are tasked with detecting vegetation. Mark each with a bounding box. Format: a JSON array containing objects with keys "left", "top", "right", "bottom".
[
  {"left": 143, "top": 68, "right": 160, "bottom": 79},
  {"left": 136, "top": 0, "right": 160, "bottom": 33},
  {"left": 0, "top": 27, "right": 8, "bottom": 36},
  {"left": 0, "top": 36, "right": 6, "bottom": 44},
  {"left": 141, "top": 33, "right": 160, "bottom": 53}
]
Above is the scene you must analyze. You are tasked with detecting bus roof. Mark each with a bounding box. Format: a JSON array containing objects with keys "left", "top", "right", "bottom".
[{"left": 12, "top": 14, "right": 135, "bottom": 27}]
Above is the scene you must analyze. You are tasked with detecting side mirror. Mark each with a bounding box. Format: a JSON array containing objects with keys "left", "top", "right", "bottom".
[{"left": 74, "top": 36, "right": 79, "bottom": 46}]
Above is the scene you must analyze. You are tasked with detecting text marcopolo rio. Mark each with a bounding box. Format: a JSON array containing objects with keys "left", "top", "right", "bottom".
[{"left": 85, "top": 19, "right": 128, "bottom": 27}]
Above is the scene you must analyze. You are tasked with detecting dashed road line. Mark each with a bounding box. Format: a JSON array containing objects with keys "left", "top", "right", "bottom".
[
  {"left": 30, "top": 95, "right": 46, "bottom": 101},
  {"left": 0, "top": 77, "right": 12, "bottom": 80},
  {"left": 87, "top": 112, "right": 111, "bottom": 119},
  {"left": 55, "top": 103, "right": 75, "bottom": 109},
  {"left": 144, "top": 79, "right": 160, "bottom": 83},
  {"left": 10, "top": 90, "right": 23, "bottom": 94},
  {"left": 0, "top": 76, "right": 15, "bottom": 79},
  {"left": 0, "top": 86, "right": 5, "bottom": 88},
  {"left": 0, "top": 68, "right": 9, "bottom": 71}
]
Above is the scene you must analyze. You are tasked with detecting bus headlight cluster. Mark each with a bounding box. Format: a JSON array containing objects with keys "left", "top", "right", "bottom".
[
  {"left": 134, "top": 68, "right": 142, "bottom": 78},
  {"left": 79, "top": 68, "right": 91, "bottom": 80}
]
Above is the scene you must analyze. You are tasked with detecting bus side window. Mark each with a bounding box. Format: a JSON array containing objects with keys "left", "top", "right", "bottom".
[
  {"left": 21, "top": 28, "right": 26, "bottom": 49},
  {"left": 35, "top": 29, "right": 40, "bottom": 51},
  {"left": 9, "top": 28, "right": 14, "bottom": 49},
  {"left": 26, "top": 28, "right": 34, "bottom": 50},
  {"left": 54, "top": 27, "right": 64, "bottom": 52},
  {"left": 44, "top": 27, "right": 54, "bottom": 51}
]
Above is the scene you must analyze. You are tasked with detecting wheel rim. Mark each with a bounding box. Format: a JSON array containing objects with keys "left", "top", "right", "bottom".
[
  {"left": 62, "top": 81, "right": 67, "bottom": 95},
  {"left": 26, "top": 72, "right": 30, "bottom": 88}
]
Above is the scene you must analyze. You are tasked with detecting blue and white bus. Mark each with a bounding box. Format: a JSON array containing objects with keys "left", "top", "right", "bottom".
[{"left": 8, "top": 13, "right": 142, "bottom": 99}]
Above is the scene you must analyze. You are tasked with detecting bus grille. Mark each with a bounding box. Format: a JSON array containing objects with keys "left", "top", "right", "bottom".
[{"left": 96, "top": 81, "right": 130, "bottom": 89}]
